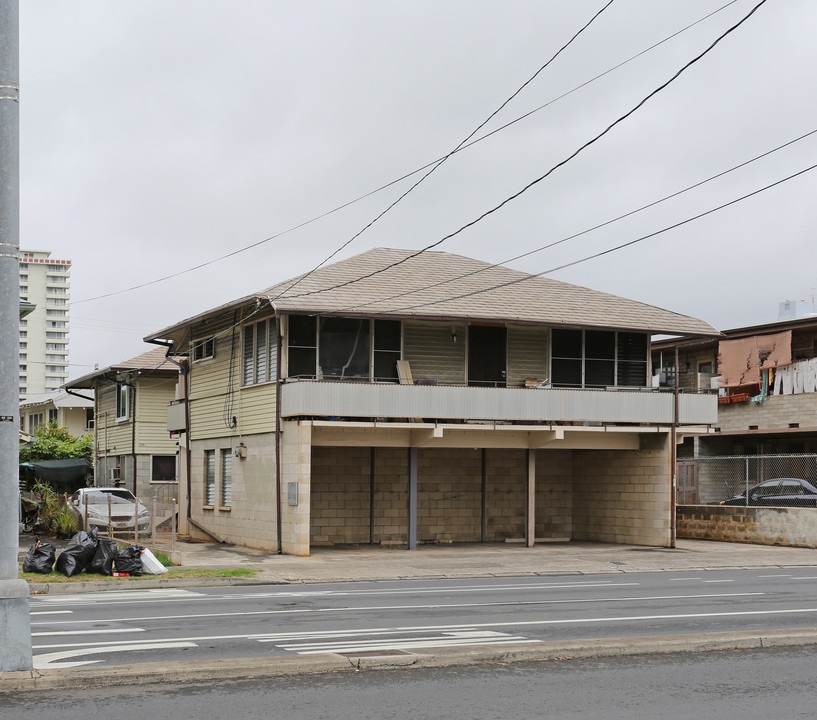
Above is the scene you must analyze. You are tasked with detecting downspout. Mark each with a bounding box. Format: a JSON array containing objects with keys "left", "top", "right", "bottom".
[
  {"left": 163, "top": 351, "right": 194, "bottom": 539},
  {"left": 275, "top": 316, "right": 283, "bottom": 554},
  {"left": 131, "top": 377, "right": 137, "bottom": 496},
  {"left": 184, "top": 360, "right": 192, "bottom": 536},
  {"left": 670, "top": 345, "right": 679, "bottom": 549},
  {"left": 159, "top": 344, "right": 228, "bottom": 544},
  {"left": 103, "top": 411, "right": 109, "bottom": 485}
]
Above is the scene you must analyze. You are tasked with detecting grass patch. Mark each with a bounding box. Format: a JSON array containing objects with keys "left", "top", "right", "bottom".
[{"left": 21, "top": 567, "right": 261, "bottom": 583}]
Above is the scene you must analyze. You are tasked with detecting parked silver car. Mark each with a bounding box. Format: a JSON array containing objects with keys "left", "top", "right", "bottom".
[{"left": 67, "top": 487, "right": 151, "bottom": 533}]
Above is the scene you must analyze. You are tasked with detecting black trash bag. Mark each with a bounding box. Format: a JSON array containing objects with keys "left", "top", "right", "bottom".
[
  {"left": 88, "top": 537, "right": 119, "bottom": 575},
  {"left": 22, "top": 538, "right": 56, "bottom": 574},
  {"left": 55, "top": 528, "right": 100, "bottom": 577},
  {"left": 113, "top": 545, "right": 144, "bottom": 576}
]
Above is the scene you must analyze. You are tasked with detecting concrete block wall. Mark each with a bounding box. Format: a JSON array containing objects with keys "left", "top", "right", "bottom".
[
  {"left": 373, "top": 447, "right": 409, "bottom": 543},
  {"left": 572, "top": 444, "right": 671, "bottom": 546},
  {"left": 717, "top": 393, "right": 817, "bottom": 433},
  {"left": 677, "top": 505, "right": 817, "bottom": 548},
  {"left": 485, "top": 449, "right": 526, "bottom": 541},
  {"left": 280, "top": 422, "right": 312, "bottom": 555},
  {"left": 417, "top": 449, "right": 483, "bottom": 542},
  {"left": 311, "top": 446, "right": 371, "bottom": 545},
  {"left": 233, "top": 432, "right": 279, "bottom": 551},
  {"left": 310, "top": 447, "right": 576, "bottom": 546},
  {"left": 535, "top": 450, "right": 573, "bottom": 539},
  {"left": 133, "top": 454, "right": 179, "bottom": 506},
  {"left": 189, "top": 431, "right": 280, "bottom": 552}
]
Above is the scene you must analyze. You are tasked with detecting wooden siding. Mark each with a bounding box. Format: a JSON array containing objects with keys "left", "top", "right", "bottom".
[
  {"left": 189, "top": 311, "right": 278, "bottom": 439},
  {"left": 134, "top": 377, "right": 178, "bottom": 452},
  {"left": 95, "top": 384, "right": 133, "bottom": 452},
  {"left": 399, "top": 321, "right": 549, "bottom": 387},
  {"left": 188, "top": 314, "right": 243, "bottom": 439},
  {"left": 238, "top": 383, "right": 277, "bottom": 434},
  {"left": 507, "top": 325, "right": 549, "bottom": 387},
  {"left": 403, "top": 320, "right": 466, "bottom": 385}
]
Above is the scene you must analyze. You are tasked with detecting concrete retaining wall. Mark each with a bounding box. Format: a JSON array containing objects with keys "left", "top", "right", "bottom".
[{"left": 677, "top": 504, "right": 817, "bottom": 548}]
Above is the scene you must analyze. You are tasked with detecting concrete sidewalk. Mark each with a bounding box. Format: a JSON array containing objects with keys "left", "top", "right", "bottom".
[
  {"left": 157, "top": 536, "right": 817, "bottom": 582},
  {"left": 19, "top": 534, "right": 817, "bottom": 593}
]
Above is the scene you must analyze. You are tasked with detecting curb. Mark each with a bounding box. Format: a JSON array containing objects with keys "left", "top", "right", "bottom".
[
  {"left": 24, "top": 560, "right": 817, "bottom": 594},
  {"left": 3, "top": 628, "right": 817, "bottom": 693}
]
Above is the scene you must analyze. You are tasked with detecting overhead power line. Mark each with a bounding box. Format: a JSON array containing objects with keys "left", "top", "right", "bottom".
[
  {"left": 340, "top": 127, "right": 817, "bottom": 312},
  {"left": 280, "top": 0, "right": 616, "bottom": 298},
  {"left": 277, "top": 0, "right": 769, "bottom": 303},
  {"left": 71, "top": 2, "right": 738, "bottom": 306},
  {"left": 385, "top": 161, "right": 817, "bottom": 314}
]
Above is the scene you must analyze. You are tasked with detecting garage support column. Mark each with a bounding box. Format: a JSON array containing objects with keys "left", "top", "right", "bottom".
[
  {"left": 526, "top": 450, "right": 536, "bottom": 548},
  {"left": 408, "top": 447, "right": 418, "bottom": 550},
  {"left": 481, "top": 449, "right": 487, "bottom": 543}
]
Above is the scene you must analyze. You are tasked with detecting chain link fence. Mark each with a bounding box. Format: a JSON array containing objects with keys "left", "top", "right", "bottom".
[{"left": 677, "top": 454, "right": 817, "bottom": 507}]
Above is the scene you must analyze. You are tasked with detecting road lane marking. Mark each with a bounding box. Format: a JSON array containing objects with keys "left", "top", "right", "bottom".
[
  {"left": 278, "top": 630, "right": 538, "bottom": 655},
  {"left": 473, "top": 606, "right": 817, "bottom": 630},
  {"left": 32, "top": 628, "right": 145, "bottom": 637},
  {"left": 32, "top": 605, "right": 817, "bottom": 664},
  {"left": 222, "top": 581, "right": 641, "bottom": 599},
  {"left": 34, "top": 641, "right": 196, "bottom": 669},
  {"left": 29, "top": 581, "right": 640, "bottom": 608},
  {"left": 31, "top": 589, "right": 204, "bottom": 606},
  {"left": 28, "top": 592, "right": 766, "bottom": 628}
]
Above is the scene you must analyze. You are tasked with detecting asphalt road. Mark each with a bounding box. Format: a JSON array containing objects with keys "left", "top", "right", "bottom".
[
  {"left": 29, "top": 567, "right": 817, "bottom": 670},
  {"left": 6, "top": 644, "right": 816, "bottom": 719}
]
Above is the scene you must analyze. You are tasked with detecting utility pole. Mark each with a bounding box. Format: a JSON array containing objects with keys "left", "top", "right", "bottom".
[{"left": 0, "top": 0, "right": 33, "bottom": 672}]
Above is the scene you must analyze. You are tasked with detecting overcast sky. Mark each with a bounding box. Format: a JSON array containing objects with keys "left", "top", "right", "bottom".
[{"left": 18, "top": 0, "right": 817, "bottom": 378}]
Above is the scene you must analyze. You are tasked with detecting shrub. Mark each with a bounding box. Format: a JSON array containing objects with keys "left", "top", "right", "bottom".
[
  {"left": 52, "top": 508, "right": 79, "bottom": 538},
  {"left": 31, "top": 480, "right": 75, "bottom": 537}
]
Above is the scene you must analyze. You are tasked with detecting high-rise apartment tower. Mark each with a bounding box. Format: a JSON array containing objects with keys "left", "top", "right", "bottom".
[{"left": 18, "top": 250, "right": 70, "bottom": 400}]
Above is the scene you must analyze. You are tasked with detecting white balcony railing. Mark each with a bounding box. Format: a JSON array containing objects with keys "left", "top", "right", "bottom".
[{"left": 280, "top": 381, "right": 717, "bottom": 426}]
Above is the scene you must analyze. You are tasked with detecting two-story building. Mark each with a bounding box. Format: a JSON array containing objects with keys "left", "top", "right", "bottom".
[
  {"left": 146, "top": 248, "right": 719, "bottom": 555},
  {"left": 652, "top": 305, "right": 817, "bottom": 504},
  {"left": 63, "top": 347, "right": 181, "bottom": 507}
]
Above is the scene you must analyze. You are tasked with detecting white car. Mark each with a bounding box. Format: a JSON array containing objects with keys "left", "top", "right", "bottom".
[{"left": 67, "top": 487, "right": 151, "bottom": 533}]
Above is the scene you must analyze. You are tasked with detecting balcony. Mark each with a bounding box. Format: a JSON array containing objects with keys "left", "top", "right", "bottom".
[{"left": 280, "top": 380, "right": 717, "bottom": 426}]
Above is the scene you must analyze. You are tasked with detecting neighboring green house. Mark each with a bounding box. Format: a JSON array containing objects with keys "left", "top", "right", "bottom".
[
  {"left": 63, "top": 347, "right": 180, "bottom": 506},
  {"left": 145, "top": 247, "right": 720, "bottom": 556}
]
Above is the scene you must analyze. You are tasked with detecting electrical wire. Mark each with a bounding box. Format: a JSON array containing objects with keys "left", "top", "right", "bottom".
[
  {"left": 280, "top": 0, "right": 616, "bottom": 299},
  {"left": 69, "top": 1, "right": 739, "bottom": 306},
  {"left": 274, "top": 0, "right": 769, "bottom": 302},
  {"left": 339, "top": 127, "right": 817, "bottom": 312},
  {"left": 383, "top": 161, "right": 817, "bottom": 313}
]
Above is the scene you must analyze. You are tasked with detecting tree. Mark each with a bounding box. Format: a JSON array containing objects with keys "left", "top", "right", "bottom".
[{"left": 19, "top": 421, "right": 93, "bottom": 463}]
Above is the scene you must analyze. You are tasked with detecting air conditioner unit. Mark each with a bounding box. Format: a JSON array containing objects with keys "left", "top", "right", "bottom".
[{"left": 109, "top": 467, "right": 120, "bottom": 481}]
